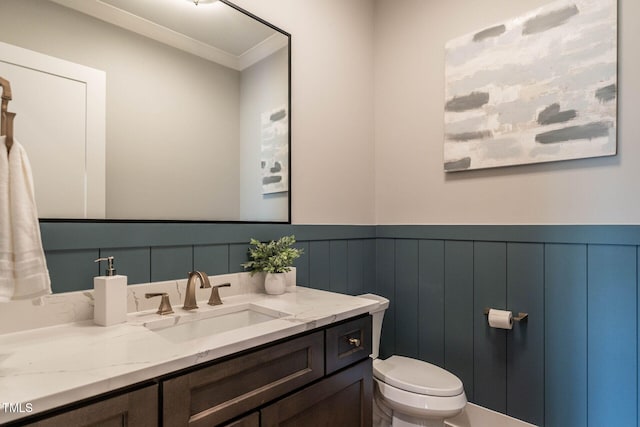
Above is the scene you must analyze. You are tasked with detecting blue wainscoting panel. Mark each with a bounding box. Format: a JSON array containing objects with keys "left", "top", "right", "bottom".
[
  {"left": 45, "top": 249, "right": 99, "bottom": 293},
  {"left": 418, "top": 240, "right": 445, "bottom": 368},
  {"left": 229, "top": 243, "right": 249, "bottom": 273},
  {"left": 473, "top": 241, "right": 507, "bottom": 413},
  {"left": 41, "top": 223, "right": 377, "bottom": 293},
  {"left": 377, "top": 239, "right": 396, "bottom": 358},
  {"left": 395, "top": 239, "right": 419, "bottom": 359},
  {"left": 588, "top": 245, "right": 637, "bottom": 427},
  {"left": 102, "top": 247, "right": 151, "bottom": 285},
  {"left": 347, "top": 240, "right": 365, "bottom": 295},
  {"left": 309, "top": 241, "right": 331, "bottom": 291},
  {"left": 362, "top": 239, "right": 377, "bottom": 293},
  {"left": 444, "top": 240, "right": 474, "bottom": 400},
  {"left": 506, "top": 243, "right": 544, "bottom": 426},
  {"left": 193, "top": 244, "right": 229, "bottom": 276},
  {"left": 293, "top": 241, "right": 310, "bottom": 286},
  {"left": 329, "top": 240, "right": 348, "bottom": 294},
  {"left": 363, "top": 239, "right": 376, "bottom": 294},
  {"left": 545, "top": 244, "right": 587, "bottom": 427},
  {"left": 150, "top": 246, "right": 192, "bottom": 282}
]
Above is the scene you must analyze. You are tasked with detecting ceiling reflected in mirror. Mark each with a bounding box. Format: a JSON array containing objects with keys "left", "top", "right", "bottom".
[{"left": 52, "top": 0, "right": 288, "bottom": 71}]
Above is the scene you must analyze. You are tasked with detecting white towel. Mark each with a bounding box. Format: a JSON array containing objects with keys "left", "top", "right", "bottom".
[
  {"left": 0, "top": 136, "right": 12, "bottom": 301},
  {"left": 0, "top": 137, "right": 51, "bottom": 301}
]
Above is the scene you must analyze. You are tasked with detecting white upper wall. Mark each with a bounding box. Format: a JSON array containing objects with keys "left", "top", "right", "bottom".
[
  {"left": 232, "top": 0, "right": 640, "bottom": 225},
  {"left": 232, "top": 0, "right": 376, "bottom": 225},
  {"left": 374, "top": 0, "right": 640, "bottom": 224}
]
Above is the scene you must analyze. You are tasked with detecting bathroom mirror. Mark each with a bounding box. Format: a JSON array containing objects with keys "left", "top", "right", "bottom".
[{"left": 0, "top": 0, "right": 290, "bottom": 222}]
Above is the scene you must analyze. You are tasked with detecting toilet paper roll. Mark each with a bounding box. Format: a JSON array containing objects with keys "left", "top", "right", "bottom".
[{"left": 488, "top": 309, "right": 513, "bottom": 330}]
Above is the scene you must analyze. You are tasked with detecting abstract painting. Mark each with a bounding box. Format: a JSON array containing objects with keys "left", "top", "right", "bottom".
[
  {"left": 261, "top": 105, "right": 289, "bottom": 194},
  {"left": 444, "top": 0, "right": 617, "bottom": 172}
]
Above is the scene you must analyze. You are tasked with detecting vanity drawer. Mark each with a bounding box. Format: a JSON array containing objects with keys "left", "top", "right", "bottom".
[
  {"left": 162, "top": 331, "right": 324, "bottom": 427},
  {"left": 21, "top": 384, "right": 158, "bottom": 427},
  {"left": 325, "top": 315, "right": 372, "bottom": 375}
]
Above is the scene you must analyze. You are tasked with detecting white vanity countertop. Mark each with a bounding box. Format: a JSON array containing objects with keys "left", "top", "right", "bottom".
[{"left": 0, "top": 287, "right": 378, "bottom": 423}]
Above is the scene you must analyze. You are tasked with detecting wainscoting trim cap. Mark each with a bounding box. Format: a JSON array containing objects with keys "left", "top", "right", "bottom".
[
  {"left": 376, "top": 225, "right": 640, "bottom": 245},
  {"left": 41, "top": 223, "right": 377, "bottom": 251}
]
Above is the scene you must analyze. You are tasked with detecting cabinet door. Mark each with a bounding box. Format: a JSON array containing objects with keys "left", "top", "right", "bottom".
[
  {"left": 261, "top": 358, "right": 372, "bottom": 427},
  {"left": 23, "top": 384, "right": 157, "bottom": 427},
  {"left": 163, "top": 331, "right": 324, "bottom": 427}
]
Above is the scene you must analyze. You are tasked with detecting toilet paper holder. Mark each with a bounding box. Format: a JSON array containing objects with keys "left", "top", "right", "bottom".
[{"left": 483, "top": 308, "right": 528, "bottom": 322}]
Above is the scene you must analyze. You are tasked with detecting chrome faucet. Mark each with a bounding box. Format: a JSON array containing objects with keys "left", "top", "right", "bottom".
[{"left": 183, "top": 271, "right": 211, "bottom": 310}]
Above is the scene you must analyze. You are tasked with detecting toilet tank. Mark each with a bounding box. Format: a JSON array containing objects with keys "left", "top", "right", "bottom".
[{"left": 358, "top": 294, "right": 389, "bottom": 359}]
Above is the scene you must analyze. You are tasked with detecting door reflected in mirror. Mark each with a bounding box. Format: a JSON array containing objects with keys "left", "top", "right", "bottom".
[{"left": 0, "top": 0, "right": 290, "bottom": 222}]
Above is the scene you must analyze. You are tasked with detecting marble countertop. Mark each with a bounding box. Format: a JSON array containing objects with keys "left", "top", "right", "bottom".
[{"left": 0, "top": 287, "right": 378, "bottom": 423}]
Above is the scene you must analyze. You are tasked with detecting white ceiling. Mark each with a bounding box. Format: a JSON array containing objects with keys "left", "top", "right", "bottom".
[{"left": 49, "top": 0, "right": 288, "bottom": 70}]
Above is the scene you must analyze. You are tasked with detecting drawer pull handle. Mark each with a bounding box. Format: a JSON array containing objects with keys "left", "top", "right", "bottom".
[{"left": 348, "top": 337, "right": 361, "bottom": 347}]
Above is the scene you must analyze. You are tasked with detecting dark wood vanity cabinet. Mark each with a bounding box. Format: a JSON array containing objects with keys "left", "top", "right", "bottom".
[
  {"left": 163, "top": 314, "right": 372, "bottom": 427},
  {"left": 10, "top": 315, "right": 372, "bottom": 427}
]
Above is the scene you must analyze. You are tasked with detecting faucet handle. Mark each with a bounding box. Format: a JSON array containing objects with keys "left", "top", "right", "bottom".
[
  {"left": 145, "top": 293, "right": 174, "bottom": 315},
  {"left": 208, "top": 283, "right": 231, "bottom": 306}
]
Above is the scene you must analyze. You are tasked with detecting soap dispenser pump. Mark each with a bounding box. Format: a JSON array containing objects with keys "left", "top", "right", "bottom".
[{"left": 93, "top": 256, "right": 127, "bottom": 326}]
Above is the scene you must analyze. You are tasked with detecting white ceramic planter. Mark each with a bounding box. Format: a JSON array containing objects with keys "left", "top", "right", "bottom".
[
  {"left": 264, "top": 273, "right": 286, "bottom": 295},
  {"left": 285, "top": 268, "right": 296, "bottom": 292}
]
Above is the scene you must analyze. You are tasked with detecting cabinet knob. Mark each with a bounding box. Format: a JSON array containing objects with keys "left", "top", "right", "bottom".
[{"left": 348, "top": 337, "right": 361, "bottom": 347}]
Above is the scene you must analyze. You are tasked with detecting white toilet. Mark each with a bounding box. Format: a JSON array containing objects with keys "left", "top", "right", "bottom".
[{"left": 360, "top": 294, "right": 467, "bottom": 427}]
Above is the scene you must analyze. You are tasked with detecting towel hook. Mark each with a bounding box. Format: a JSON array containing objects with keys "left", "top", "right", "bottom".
[
  {"left": 0, "top": 76, "right": 15, "bottom": 153},
  {"left": 1, "top": 77, "right": 12, "bottom": 127},
  {"left": 3, "top": 112, "right": 15, "bottom": 153}
]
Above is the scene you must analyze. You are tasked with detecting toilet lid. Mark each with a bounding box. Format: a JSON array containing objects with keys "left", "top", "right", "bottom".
[{"left": 373, "top": 356, "right": 464, "bottom": 397}]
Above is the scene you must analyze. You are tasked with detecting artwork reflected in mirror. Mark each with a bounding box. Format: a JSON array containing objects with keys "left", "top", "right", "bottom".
[
  {"left": 0, "top": 0, "right": 290, "bottom": 222},
  {"left": 261, "top": 106, "right": 289, "bottom": 195}
]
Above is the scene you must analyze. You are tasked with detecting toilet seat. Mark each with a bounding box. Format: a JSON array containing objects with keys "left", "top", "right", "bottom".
[{"left": 373, "top": 356, "right": 464, "bottom": 397}]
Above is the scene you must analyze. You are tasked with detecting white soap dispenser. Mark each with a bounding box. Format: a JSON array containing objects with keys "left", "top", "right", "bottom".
[{"left": 93, "top": 256, "right": 128, "bottom": 326}]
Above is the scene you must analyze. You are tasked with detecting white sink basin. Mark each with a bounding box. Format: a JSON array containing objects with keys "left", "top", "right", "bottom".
[{"left": 144, "top": 303, "right": 291, "bottom": 343}]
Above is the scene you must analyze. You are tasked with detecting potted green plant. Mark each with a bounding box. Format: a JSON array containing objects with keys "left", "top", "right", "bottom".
[{"left": 242, "top": 235, "right": 303, "bottom": 294}]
